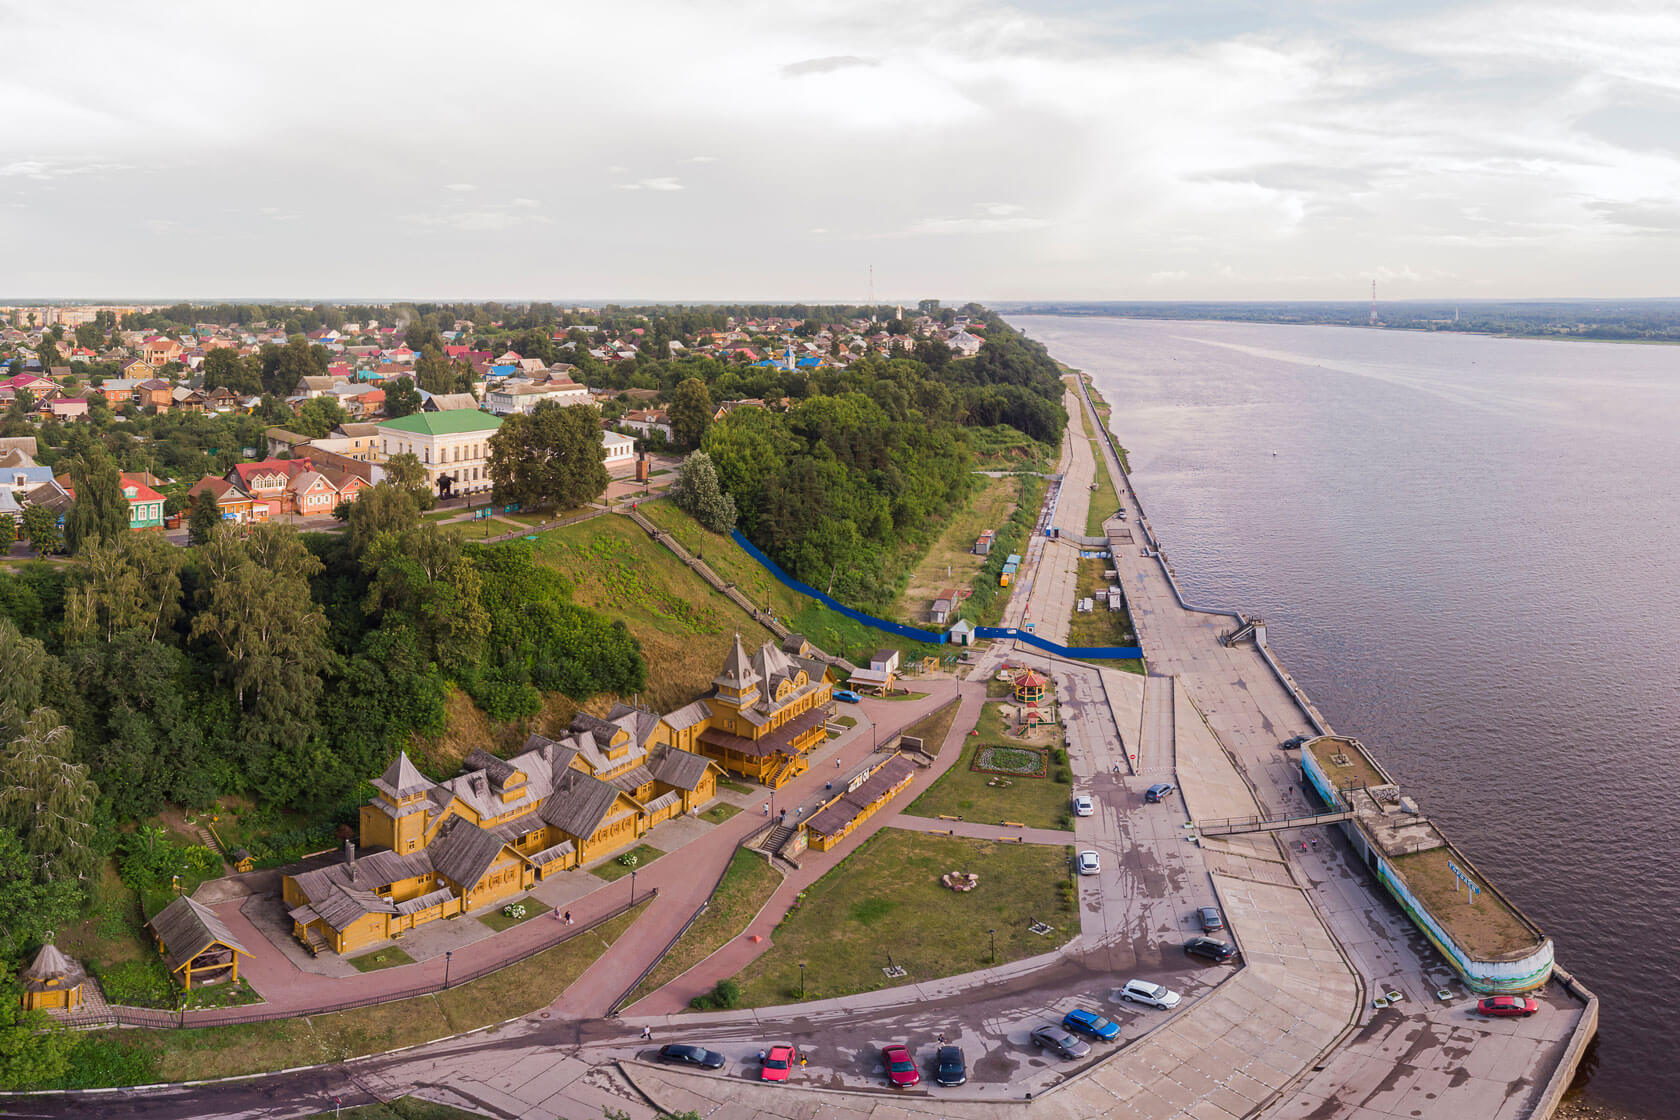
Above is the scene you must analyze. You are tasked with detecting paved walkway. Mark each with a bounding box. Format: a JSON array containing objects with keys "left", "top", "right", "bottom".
[{"left": 892, "top": 814, "right": 1073, "bottom": 847}]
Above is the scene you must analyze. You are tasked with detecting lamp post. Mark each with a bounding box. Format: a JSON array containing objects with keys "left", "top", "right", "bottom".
[
  {"left": 443, "top": 949, "right": 452, "bottom": 989},
  {"left": 631, "top": 868, "right": 638, "bottom": 906},
  {"left": 799, "top": 962, "right": 806, "bottom": 1000},
  {"left": 989, "top": 928, "right": 997, "bottom": 965}
]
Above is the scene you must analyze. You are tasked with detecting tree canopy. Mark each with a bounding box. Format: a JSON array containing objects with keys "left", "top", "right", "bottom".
[{"left": 487, "top": 401, "right": 611, "bottom": 511}]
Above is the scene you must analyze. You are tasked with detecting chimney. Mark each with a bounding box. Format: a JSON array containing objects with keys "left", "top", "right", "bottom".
[{"left": 346, "top": 839, "right": 358, "bottom": 884}]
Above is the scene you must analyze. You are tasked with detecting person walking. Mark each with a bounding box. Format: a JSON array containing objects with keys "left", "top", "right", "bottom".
[
  {"left": 640, "top": 1025, "right": 653, "bottom": 1040},
  {"left": 763, "top": 801, "right": 770, "bottom": 817},
  {"left": 564, "top": 910, "right": 573, "bottom": 925}
]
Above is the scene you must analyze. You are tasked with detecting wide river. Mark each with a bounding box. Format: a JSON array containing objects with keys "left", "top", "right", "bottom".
[{"left": 1009, "top": 314, "right": 1680, "bottom": 1117}]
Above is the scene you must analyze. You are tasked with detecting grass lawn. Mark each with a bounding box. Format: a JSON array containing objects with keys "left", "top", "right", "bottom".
[
  {"left": 892, "top": 473, "right": 1019, "bottom": 626},
  {"left": 833, "top": 715, "right": 858, "bottom": 729},
  {"left": 907, "top": 705, "right": 1072, "bottom": 829},
  {"left": 964, "top": 474, "right": 1047, "bottom": 628},
  {"left": 306, "top": 1098, "right": 487, "bottom": 1120},
  {"left": 728, "top": 829, "right": 1076, "bottom": 1006},
  {"left": 1085, "top": 437, "right": 1121, "bottom": 535},
  {"left": 531, "top": 513, "right": 777, "bottom": 710},
  {"left": 787, "top": 600, "right": 945, "bottom": 668},
  {"left": 636, "top": 498, "right": 805, "bottom": 619},
  {"left": 21, "top": 905, "right": 648, "bottom": 1089},
  {"left": 1068, "top": 558, "right": 1139, "bottom": 649},
  {"left": 878, "top": 690, "right": 929, "bottom": 702},
  {"left": 1389, "top": 847, "right": 1537, "bottom": 959},
  {"left": 626, "top": 848, "right": 782, "bottom": 1009},
  {"left": 347, "top": 946, "right": 418, "bottom": 973},
  {"left": 699, "top": 802, "right": 742, "bottom": 824},
  {"left": 477, "top": 898, "right": 553, "bottom": 931},
  {"left": 590, "top": 843, "right": 664, "bottom": 882},
  {"left": 901, "top": 698, "right": 962, "bottom": 756},
  {"left": 718, "top": 777, "right": 755, "bottom": 795},
  {"left": 1086, "top": 657, "right": 1147, "bottom": 674}
]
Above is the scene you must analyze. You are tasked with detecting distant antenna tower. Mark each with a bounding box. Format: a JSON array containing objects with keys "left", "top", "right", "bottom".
[
  {"left": 869, "top": 264, "right": 877, "bottom": 321},
  {"left": 1369, "top": 280, "right": 1379, "bottom": 326}
]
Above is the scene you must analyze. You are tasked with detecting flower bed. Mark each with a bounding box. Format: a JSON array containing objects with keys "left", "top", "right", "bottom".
[{"left": 971, "top": 745, "right": 1048, "bottom": 777}]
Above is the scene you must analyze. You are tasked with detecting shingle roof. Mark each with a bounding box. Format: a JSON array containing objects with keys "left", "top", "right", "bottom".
[
  {"left": 22, "top": 942, "right": 84, "bottom": 991},
  {"left": 662, "top": 699, "right": 712, "bottom": 731},
  {"left": 538, "top": 769, "right": 624, "bottom": 839},
  {"left": 428, "top": 819, "right": 511, "bottom": 890},
  {"left": 146, "top": 896, "right": 250, "bottom": 973},
  {"left": 649, "top": 746, "right": 713, "bottom": 792},
  {"left": 373, "top": 751, "right": 433, "bottom": 800}
]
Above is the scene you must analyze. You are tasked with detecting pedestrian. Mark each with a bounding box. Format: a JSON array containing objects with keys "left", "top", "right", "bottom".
[
  {"left": 1311, "top": 836, "right": 1319, "bottom": 850},
  {"left": 640, "top": 1025, "right": 652, "bottom": 1040},
  {"left": 763, "top": 801, "right": 770, "bottom": 817},
  {"left": 825, "top": 781, "right": 832, "bottom": 791},
  {"left": 836, "top": 758, "right": 842, "bottom": 769},
  {"left": 800, "top": 1055, "right": 808, "bottom": 1068},
  {"left": 796, "top": 806, "right": 803, "bottom": 818},
  {"left": 555, "top": 907, "right": 562, "bottom": 923},
  {"left": 564, "top": 910, "right": 573, "bottom": 925},
  {"left": 759, "top": 1049, "right": 767, "bottom": 1062},
  {"left": 938, "top": 1032, "right": 948, "bottom": 1045}
]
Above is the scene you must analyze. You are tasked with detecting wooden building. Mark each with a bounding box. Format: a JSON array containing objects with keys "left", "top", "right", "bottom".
[
  {"left": 282, "top": 706, "right": 722, "bottom": 957},
  {"left": 1012, "top": 667, "right": 1049, "bottom": 705},
  {"left": 146, "top": 896, "right": 251, "bottom": 989},
  {"left": 805, "top": 755, "right": 920, "bottom": 851},
  {"left": 18, "top": 942, "right": 86, "bottom": 1012}
]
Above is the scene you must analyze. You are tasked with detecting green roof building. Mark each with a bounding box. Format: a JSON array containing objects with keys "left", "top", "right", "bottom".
[{"left": 377, "top": 410, "right": 503, "bottom": 498}]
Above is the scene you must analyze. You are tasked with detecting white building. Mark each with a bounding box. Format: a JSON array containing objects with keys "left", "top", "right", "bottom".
[
  {"left": 602, "top": 430, "right": 636, "bottom": 472},
  {"left": 377, "top": 410, "right": 502, "bottom": 497},
  {"left": 485, "top": 379, "right": 592, "bottom": 415}
]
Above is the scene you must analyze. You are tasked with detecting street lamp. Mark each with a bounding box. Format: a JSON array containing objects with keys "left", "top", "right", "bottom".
[
  {"left": 989, "top": 928, "right": 997, "bottom": 965},
  {"left": 630, "top": 868, "right": 638, "bottom": 906},
  {"left": 799, "top": 962, "right": 806, "bottom": 1000},
  {"left": 443, "top": 949, "right": 453, "bottom": 990}
]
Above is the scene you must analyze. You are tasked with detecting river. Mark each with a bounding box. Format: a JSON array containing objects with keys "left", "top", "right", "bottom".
[{"left": 1007, "top": 313, "right": 1680, "bottom": 1118}]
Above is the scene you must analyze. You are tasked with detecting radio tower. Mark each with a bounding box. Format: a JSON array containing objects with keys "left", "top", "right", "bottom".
[{"left": 1369, "top": 280, "right": 1379, "bottom": 326}]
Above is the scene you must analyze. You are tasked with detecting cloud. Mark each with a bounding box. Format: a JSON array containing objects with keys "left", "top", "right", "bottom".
[
  {"left": 904, "top": 211, "right": 1051, "bottom": 236},
  {"left": 682, "top": 155, "right": 718, "bottom": 163},
  {"left": 781, "top": 55, "right": 879, "bottom": 78},
  {"left": 444, "top": 183, "right": 477, "bottom": 192},
  {"left": 618, "top": 177, "right": 684, "bottom": 192},
  {"left": 1, "top": 159, "right": 131, "bottom": 180},
  {"left": 402, "top": 210, "right": 553, "bottom": 232},
  {"left": 509, "top": 198, "right": 541, "bottom": 208}
]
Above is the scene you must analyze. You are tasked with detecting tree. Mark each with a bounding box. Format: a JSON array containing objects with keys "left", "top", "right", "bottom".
[
  {"left": 294, "top": 395, "right": 349, "bottom": 439},
  {"left": 362, "top": 524, "right": 489, "bottom": 673},
  {"left": 0, "top": 974, "right": 76, "bottom": 1090},
  {"left": 0, "top": 708, "right": 98, "bottom": 882},
  {"left": 346, "top": 482, "right": 421, "bottom": 558},
  {"left": 487, "top": 401, "right": 610, "bottom": 511},
  {"left": 673, "top": 451, "right": 737, "bottom": 533},
  {"left": 0, "top": 829, "right": 81, "bottom": 961},
  {"left": 0, "top": 516, "right": 12, "bottom": 552},
  {"left": 382, "top": 452, "right": 436, "bottom": 511},
  {"left": 19, "top": 505, "right": 59, "bottom": 555},
  {"left": 37, "top": 341, "right": 61, "bottom": 370},
  {"left": 63, "top": 444, "right": 129, "bottom": 554},
  {"left": 416, "top": 346, "right": 468, "bottom": 396},
  {"left": 384, "top": 376, "right": 421, "bottom": 419},
  {"left": 188, "top": 487, "right": 222, "bottom": 545},
  {"left": 202, "top": 348, "right": 262, "bottom": 396},
  {"left": 667, "top": 376, "right": 713, "bottom": 451}
]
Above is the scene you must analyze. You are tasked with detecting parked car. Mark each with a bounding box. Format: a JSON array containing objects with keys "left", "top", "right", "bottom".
[
  {"left": 882, "top": 1043, "right": 919, "bottom": 1087},
  {"left": 656, "top": 1044, "right": 725, "bottom": 1070},
  {"left": 1120, "top": 979, "right": 1183, "bottom": 1009},
  {"left": 1477, "top": 995, "right": 1540, "bottom": 1018},
  {"left": 1061, "top": 1008, "right": 1121, "bottom": 1042},
  {"left": 935, "top": 1044, "right": 967, "bottom": 1086},
  {"left": 1184, "top": 936, "right": 1237, "bottom": 963},
  {"left": 834, "top": 689, "right": 862, "bottom": 703},
  {"left": 760, "top": 1044, "right": 796, "bottom": 1081},
  {"left": 1145, "top": 782, "right": 1176, "bottom": 803},
  {"left": 1030, "top": 1024, "right": 1091, "bottom": 1059},
  {"left": 1279, "top": 735, "right": 1309, "bottom": 750},
  {"left": 1077, "top": 849, "right": 1101, "bottom": 875},
  {"left": 1072, "top": 793, "right": 1095, "bottom": 817},
  {"left": 1197, "top": 906, "right": 1225, "bottom": 933}
]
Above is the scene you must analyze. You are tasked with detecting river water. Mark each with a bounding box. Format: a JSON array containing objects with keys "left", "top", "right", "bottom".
[{"left": 1008, "top": 314, "right": 1680, "bottom": 1117}]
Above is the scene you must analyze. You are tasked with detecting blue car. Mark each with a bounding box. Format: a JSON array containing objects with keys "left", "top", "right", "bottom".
[
  {"left": 834, "top": 689, "right": 862, "bottom": 703},
  {"left": 1061, "top": 1008, "right": 1121, "bottom": 1042}
]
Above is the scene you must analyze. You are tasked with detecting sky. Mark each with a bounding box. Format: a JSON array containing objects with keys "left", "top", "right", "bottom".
[{"left": 5, "top": 0, "right": 1680, "bottom": 302}]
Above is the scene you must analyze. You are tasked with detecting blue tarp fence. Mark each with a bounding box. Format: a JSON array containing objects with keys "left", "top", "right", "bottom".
[{"left": 729, "top": 530, "right": 1143, "bottom": 662}]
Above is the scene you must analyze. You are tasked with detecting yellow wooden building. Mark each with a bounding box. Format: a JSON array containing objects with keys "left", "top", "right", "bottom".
[
  {"left": 18, "top": 942, "right": 86, "bottom": 1012},
  {"left": 146, "top": 896, "right": 252, "bottom": 990},
  {"left": 282, "top": 704, "right": 722, "bottom": 957},
  {"left": 653, "top": 634, "right": 834, "bottom": 789},
  {"left": 804, "top": 754, "right": 920, "bottom": 851}
]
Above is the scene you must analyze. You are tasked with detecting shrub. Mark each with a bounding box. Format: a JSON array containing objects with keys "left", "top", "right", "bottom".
[
  {"left": 689, "top": 978, "right": 741, "bottom": 1010},
  {"left": 99, "top": 959, "right": 175, "bottom": 1008}
]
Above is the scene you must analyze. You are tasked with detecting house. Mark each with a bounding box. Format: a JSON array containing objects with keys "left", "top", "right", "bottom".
[
  {"left": 947, "top": 330, "right": 983, "bottom": 357},
  {"left": 601, "top": 430, "right": 636, "bottom": 472},
  {"left": 619, "top": 408, "right": 671, "bottom": 440},
  {"left": 849, "top": 648, "right": 900, "bottom": 695},
  {"left": 121, "top": 357, "right": 155, "bottom": 379},
  {"left": 228, "top": 457, "right": 316, "bottom": 516},
  {"left": 485, "top": 380, "right": 591, "bottom": 415},
  {"left": 949, "top": 618, "right": 975, "bottom": 646},
  {"left": 145, "top": 896, "right": 251, "bottom": 990},
  {"left": 115, "top": 473, "right": 166, "bottom": 529},
  {"left": 266, "top": 429, "right": 314, "bottom": 458},
  {"left": 17, "top": 942, "right": 87, "bottom": 1013},
  {"left": 422, "top": 392, "right": 480, "bottom": 412},
  {"left": 804, "top": 754, "right": 919, "bottom": 852},
  {"left": 649, "top": 635, "right": 835, "bottom": 788},
  {"left": 377, "top": 411, "right": 502, "bottom": 498},
  {"left": 287, "top": 469, "right": 345, "bottom": 517},
  {"left": 171, "top": 386, "right": 207, "bottom": 413},
  {"left": 282, "top": 711, "right": 722, "bottom": 956},
  {"left": 929, "top": 588, "right": 957, "bottom": 626},
  {"left": 138, "top": 379, "right": 175, "bottom": 410},
  {"left": 47, "top": 397, "right": 88, "bottom": 420},
  {"left": 142, "top": 337, "right": 184, "bottom": 367},
  {"left": 187, "top": 475, "right": 262, "bottom": 523},
  {"left": 96, "top": 378, "right": 141, "bottom": 405},
  {"left": 294, "top": 375, "right": 338, "bottom": 398}
]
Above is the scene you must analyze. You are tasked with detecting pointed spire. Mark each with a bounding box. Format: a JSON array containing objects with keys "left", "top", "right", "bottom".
[
  {"left": 374, "top": 750, "right": 432, "bottom": 799},
  {"left": 713, "top": 632, "right": 760, "bottom": 691},
  {"left": 23, "top": 941, "right": 73, "bottom": 982}
]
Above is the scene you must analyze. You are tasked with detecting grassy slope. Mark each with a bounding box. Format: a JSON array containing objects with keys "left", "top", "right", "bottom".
[
  {"left": 625, "top": 847, "right": 782, "bottom": 1009},
  {"left": 893, "top": 473, "right": 1020, "bottom": 626}
]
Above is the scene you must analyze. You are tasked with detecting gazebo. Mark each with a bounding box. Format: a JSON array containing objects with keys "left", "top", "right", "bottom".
[
  {"left": 1012, "top": 668, "right": 1049, "bottom": 705},
  {"left": 146, "top": 895, "right": 252, "bottom": 990},
  {"left": 18, "top": 942, "right": 86, "bottom": 1013}
]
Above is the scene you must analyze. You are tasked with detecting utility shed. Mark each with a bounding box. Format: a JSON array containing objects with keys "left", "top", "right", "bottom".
[{"left": 147, "top": 895, "right": 252, "bottom": 990}]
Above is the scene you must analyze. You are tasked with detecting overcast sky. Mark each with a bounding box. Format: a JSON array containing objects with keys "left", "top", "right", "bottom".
[{"left": 5, "top": 0, "right": 1680, "bottom": 302}]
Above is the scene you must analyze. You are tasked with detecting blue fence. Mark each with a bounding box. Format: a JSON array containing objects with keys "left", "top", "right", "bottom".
[{"left": 729, "top": 530, "right": 1143, "bottom": 661}]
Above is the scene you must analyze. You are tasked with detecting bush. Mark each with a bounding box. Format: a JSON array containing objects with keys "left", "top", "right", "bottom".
[
  {"left": 98, "top": 959, "right": 175, "bottom": 1008},
  {"left": 690, "top": 978, "right": 741, "bottom": 1010}
]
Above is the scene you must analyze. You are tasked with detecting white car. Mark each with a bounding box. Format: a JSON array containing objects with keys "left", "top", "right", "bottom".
[
  {"left": 1120, "top": 979, "right": 1182, "bottom": 1009},
  {"left": 1072, "top": 794, "right": 1095, "bottom": 817},
  {"left": 1077, "top": 850, "right": 1101, "bottom": 875}
]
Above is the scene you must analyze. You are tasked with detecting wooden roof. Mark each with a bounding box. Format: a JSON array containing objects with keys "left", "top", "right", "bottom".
[{"left": 147, "top": 896, "right": 250, "bottom": 973}]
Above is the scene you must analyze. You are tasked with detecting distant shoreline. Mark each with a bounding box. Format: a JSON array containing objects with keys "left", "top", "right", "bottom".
[{"left": 1004, "top": 309, "right": 1680, "bottom": 346}]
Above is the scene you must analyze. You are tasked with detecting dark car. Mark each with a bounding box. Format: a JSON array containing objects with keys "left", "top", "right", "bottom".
[
  {"left": 1145, "top": 782, "right": 1176, "bottom": 803},
  {"left": 1185, "top": 936, "right": 1237, "bottom": 963},
  {"left": 657, "top": 1043, "right": 726, "bottom": 1069},
  {"left": 1061, "top": 1007, "right": 1121, "bottom": 1042},
  {"left": 1279, "top": 735, "right": 1309, "bottom": 750},
  {"left": 1197, "top": 905, "right": 1225, "bottom": 933},
  {"left": 1030, "top": 1024, "right": 1091, "bottom": 1059},
  {"left": 1477, "top": 995, "right": 1540, "bottom": 1018},
  {"left": 935, "top": 1045, "right": 967, "bottom": 1086},
  {"left": 882, "top": 1043, "right": 919, "bottom": 1087}
]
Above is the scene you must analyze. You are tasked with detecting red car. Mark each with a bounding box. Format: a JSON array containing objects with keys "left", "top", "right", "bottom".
[
  {"left": 1477, "top": 995, "right": 1540, "bottom": 1018},
  {"left": 760, "top": 1044, "right": 796, "bottom": 1081},
  {"left": 882, "top": 1043, "right": 919, "bottom": 1087}
]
